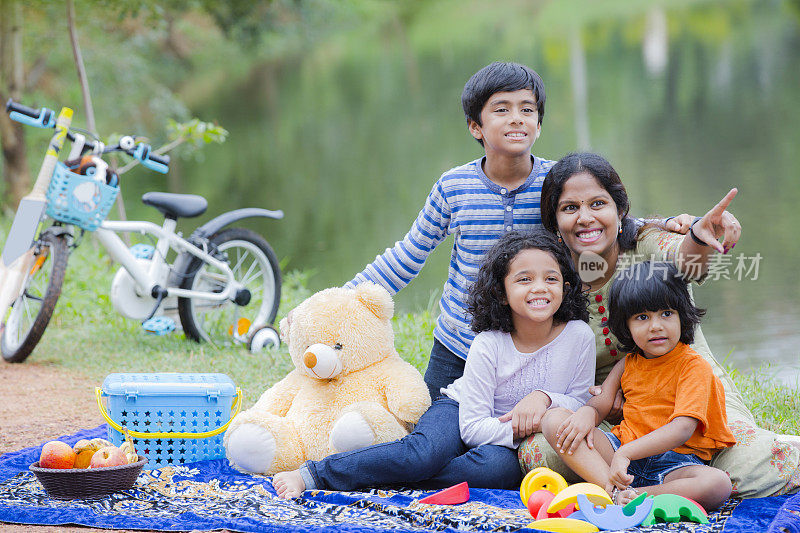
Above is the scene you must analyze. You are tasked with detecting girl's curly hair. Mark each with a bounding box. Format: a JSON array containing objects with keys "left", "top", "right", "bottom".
[{"left": 468, "top": 229, "right": 589, "bottom": 333}]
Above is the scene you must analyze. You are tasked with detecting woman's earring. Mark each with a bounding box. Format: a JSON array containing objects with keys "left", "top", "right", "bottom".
[
  {"left": 618, "top": 221, "right": 623, "bottom": 234},
  {"left": 556, "top": 231, "right": 562, "bottom": 243}
]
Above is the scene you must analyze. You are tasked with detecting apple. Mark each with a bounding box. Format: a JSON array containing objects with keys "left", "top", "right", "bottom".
[
  {"left": 39, "top": 440, "right": 77, "bottom": 469},
  {"left": 89, "top": 446, "right": 127, "bottom": 468}
]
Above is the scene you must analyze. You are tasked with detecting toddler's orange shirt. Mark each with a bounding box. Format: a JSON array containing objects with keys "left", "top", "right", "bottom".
[{"left": 611, "top": 342, "right": 736, "bottom": 461}]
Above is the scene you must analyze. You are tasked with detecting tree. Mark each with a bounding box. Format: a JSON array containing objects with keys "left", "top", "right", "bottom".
[{"left": 0, "top": 0, "right": 32, "bottom": 211}]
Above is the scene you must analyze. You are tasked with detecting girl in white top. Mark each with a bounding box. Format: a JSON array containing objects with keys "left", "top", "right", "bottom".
[
  {"left": 274, "top": 229, "right": 594, "bottom": 497},
  {"left": 443, "top": 229, "right": 596, "bottom": 450}
]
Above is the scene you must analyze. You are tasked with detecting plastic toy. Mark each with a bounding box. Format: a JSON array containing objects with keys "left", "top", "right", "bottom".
[
  {"left": 683, "top": 497, "right": 708, "bottom": 516},
  {"left": 526, "top": 489, "right": 555, "bottom": 516},
  {"left": 576, "top": 493, "right": 653, "bottom": 530},
  {"left": 567, "top": 509, "right": 587, "bottom": 521},
  {"left": 622, "top": 492, "right": 648, "bottom": 513},
  {"left": 520, "top": 467, "right": 551, "bottom": 504},
  {"left": 546, "top": 483, "right": 613, "bottom": 514},
  {"left": 526, "top": 517, "right": 599, "bottom": 533},
  {"left": 520, "top": 468, "right": 568, "bottom": 505},
  {"left": 419, "top": 482, "right": 470, "bottom": 505},
  {"left": 536, "top": 503, "right": 576, "bottom": 520},
  {"left": 641, "top": 494, "right": 709, "bottom": 525}
]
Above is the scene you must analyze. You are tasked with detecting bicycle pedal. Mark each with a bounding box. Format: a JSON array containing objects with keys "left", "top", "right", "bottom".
[
  {"left": 142, "top": 316, "right": 176, "bottom": 336},
  {"left": 129, "top": 243, "right": 155, "bottom": 259}
]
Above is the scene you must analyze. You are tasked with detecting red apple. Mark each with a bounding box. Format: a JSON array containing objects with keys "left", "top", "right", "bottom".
[
  {"left": 89, "top": 446, "right": 127, "bottom": 468},
  {"left": 39, "top": 440, "right": 77, "bottom": 469}
]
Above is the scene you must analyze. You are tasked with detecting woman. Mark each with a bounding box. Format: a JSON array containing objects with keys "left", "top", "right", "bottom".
[{"left": 518, "top": 152, "right": 800, "bottom": 498}]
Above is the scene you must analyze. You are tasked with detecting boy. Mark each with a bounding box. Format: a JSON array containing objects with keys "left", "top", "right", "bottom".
[
  {"left": 346, "top": 61, "right": 553, "bottom": 401},
  {"left": 272, "top": 61, "right": 555, "bottom": 497}
]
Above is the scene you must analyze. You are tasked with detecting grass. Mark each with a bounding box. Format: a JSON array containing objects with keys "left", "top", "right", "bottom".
[
  {"left": 6, "top": 234, "right": 800, "bottom": 435},
  {"left": 18, "top": 238, "right": 437, "bottom": 407}
]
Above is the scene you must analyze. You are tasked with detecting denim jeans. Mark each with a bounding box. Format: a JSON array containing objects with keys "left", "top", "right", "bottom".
[
  {"left": 603, "top": 432, "right": 707, "bottom": 487},
  {"left": 423, "top": 338, "right": 466, "bottom": 401},
  {"left": 305, "top": 397, "right": 522, "bottom": 491}
]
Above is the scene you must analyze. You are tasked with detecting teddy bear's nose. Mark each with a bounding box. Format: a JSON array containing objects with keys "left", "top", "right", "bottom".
[{"left": 303, "top": 343, "right": 343, "bottom": 380}]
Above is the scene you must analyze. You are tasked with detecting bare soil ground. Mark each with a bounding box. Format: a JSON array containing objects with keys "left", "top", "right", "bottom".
[{"left": 0, "top": 362, "right": 164, "bottom": 533}]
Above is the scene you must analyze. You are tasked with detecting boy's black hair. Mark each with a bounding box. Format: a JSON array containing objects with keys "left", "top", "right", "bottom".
[
  {"left": 608, "top": 261, "right": 706, "bottom": 355},
  {"left": 541, "top": 152, "right": 638, "bottom": 254},
  {"left": 461, "top": 62, "right": 546, "bottom": 145},
  {"left": 468, "top": 229, "right": 588, "bottom": 333}
]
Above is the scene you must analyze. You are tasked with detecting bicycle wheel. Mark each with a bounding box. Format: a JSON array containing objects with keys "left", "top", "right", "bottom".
[
  {"left": 1, "top": 232, "right": 69, "bottom": 363},
  {"left": 177, "top": 228, "right": 281, "bottom": 345}
]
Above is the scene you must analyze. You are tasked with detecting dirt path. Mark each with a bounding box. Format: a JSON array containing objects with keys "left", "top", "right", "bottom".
[
  {"left": 0, "top": 362, "right": 103, "bottom": 455},
  {"left": 0, "top": 362, "right": 154, "bottom": 533}
]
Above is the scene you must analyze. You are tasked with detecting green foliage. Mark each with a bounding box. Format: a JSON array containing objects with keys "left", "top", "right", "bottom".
[{"left": 167, "top": 118, "right": 229, "bottom": 147}]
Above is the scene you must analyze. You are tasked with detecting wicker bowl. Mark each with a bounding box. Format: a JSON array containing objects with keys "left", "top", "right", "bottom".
[{"left": 30, "top": 459, "right": 146, "bottom": 499}]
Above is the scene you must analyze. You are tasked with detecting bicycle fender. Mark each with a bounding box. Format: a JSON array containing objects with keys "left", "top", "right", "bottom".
[
  {"left": 191, "top": 208, "right": 284, "bottom": 239},
  {"left": 168, "top": 208, "right": 284, "bottom": 288}
]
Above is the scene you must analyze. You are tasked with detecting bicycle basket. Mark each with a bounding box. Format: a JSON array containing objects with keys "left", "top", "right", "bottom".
[{"left": 46, "top": 161, "right": 119, "bottom": 231}]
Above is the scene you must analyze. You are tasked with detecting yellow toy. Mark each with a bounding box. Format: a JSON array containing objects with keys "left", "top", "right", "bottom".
[
  {"left": 224, "top": 283, "right": 431, "bottom": 475},
  {"left": 520, "top": 467, "right": 550, "bottom": 504},
  {"left": 526, "top": 518, "right": 599, "bottom": 533},
  {"left": 546, "top": 483, "right": 613, "bottom": 514},
  {"left": 519, "top": 467, "right": 568, "bottom": 505}
]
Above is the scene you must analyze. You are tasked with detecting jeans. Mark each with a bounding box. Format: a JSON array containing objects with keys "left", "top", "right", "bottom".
[
  {"left": 423, "top": 338, "right": 466, "bottom": 401},
  {"left": 603, "top": 432, "right": 707, "bottom": 487},
  {"left": 305, "top": 397, "right": 522, "bottom": 491}
]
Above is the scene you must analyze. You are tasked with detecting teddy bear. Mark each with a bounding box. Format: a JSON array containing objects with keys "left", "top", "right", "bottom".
[{"left": 224, "top": 282, "right": 431, "bottom": 475}]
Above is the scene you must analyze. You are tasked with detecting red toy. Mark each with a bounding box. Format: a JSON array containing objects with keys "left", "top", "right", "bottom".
[
  {"left": 419, "top": 482, "right": 470, "bottom": 505},
  {"left": 537, "top": 502, "right": 576, "bottom": 519},
  {"left": 527, "top": 489, "right": 555, "bottom": 516}
]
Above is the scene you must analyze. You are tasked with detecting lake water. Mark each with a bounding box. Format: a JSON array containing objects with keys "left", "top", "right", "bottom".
[{"left": 123, "top": 0, "right": 800, "bottom": 387}]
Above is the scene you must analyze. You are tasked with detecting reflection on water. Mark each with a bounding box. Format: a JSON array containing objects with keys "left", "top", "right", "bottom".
[
  {"left": 121, "top": 0, "right": 800, "bottom": 385},
  {"left": 704, "top": 305, "right": 800, "bottom": 389}
]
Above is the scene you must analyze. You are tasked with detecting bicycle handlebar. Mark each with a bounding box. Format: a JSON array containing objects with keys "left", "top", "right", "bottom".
[{"left": 5, "top": 98, "right": 169, "bottom": 173}]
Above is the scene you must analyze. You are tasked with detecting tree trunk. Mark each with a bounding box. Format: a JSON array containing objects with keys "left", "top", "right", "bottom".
[
  {"left": 0, "top": 0, "right": 31, "bottom": 211},
  {"left": 66, "top": 0, "right": 129, "bottom": 224},
  {"left": 569, "top": 25, "right": 591, "bottom": 151},
  {"left": 66, "top": 0, "right": 96, "bottom": 135}
]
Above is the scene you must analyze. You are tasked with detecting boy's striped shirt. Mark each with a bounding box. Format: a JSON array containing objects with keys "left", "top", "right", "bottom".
[{"left": 348, "top": 156, "right": 555, "bottom": 359}]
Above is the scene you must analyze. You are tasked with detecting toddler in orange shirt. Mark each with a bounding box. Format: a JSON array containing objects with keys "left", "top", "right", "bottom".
[{"left": 541, "top": 261, "right": 736, "bottom": 511}]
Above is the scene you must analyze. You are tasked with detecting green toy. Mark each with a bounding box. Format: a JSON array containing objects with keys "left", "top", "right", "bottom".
[
  {"left": 641, "top": 494, "right": 709, "bottom": 526},
  {"left": 622, "top": 492, "right": 649, "bottom": 513}
]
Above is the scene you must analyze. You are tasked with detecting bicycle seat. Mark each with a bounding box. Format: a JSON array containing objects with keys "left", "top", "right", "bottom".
[{"left": 142, "top": 192, "right": 208, "bottom": 219}]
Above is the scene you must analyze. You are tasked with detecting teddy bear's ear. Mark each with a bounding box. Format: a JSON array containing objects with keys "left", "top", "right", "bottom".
[{"left": 355, "top": 283, "right": 394, "bottom": 320}]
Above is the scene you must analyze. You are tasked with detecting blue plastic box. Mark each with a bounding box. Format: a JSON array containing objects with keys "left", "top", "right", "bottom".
[{"left": 98, "top": 373, "right": 241, "bottom": 469}]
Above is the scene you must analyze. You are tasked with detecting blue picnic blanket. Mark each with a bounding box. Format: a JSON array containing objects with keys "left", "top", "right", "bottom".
[{"left": 0, "top": 425, "right": 796, "bottom": 532}]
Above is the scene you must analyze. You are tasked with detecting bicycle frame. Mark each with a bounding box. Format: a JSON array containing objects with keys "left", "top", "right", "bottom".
[
  {"left": 3, "top": 100, "right": 282, "bottom": 363},
  {"left": 94, "top": 218, "right": 241, "bottom": 302}
]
